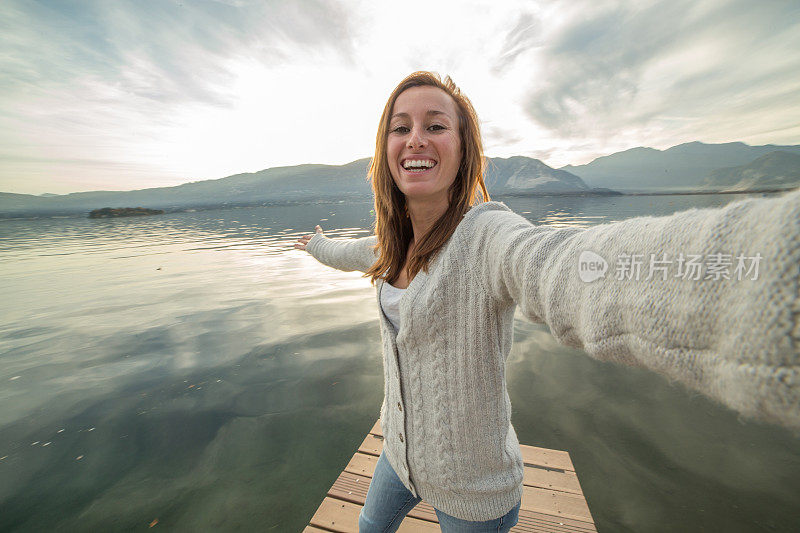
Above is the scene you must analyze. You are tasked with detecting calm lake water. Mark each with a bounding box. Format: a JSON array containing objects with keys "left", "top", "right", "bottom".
[{"left": 1, "top": 192, "right": 798, "bottom": 532}]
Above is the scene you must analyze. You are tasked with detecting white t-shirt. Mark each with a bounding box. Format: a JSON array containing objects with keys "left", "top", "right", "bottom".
[{"left": 380, "top": 281, "right": 406, "bottom": 333}]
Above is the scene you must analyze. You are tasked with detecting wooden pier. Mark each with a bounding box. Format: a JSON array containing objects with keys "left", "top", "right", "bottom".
[{"left": 306, "top": 419, "right": 596, "bottom": 532}]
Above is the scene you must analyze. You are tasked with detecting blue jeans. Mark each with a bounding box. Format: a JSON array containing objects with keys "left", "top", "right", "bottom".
[{"left": 358, "top": 450, "right": 521, "bottom": 532}]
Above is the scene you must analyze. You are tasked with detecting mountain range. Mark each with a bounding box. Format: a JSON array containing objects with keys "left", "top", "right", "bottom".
[
  {"left": 1, "top": 141, "right": 798, "bottom": 218},
  {"left": 699, "top": 151, "right": 800, "bottom": 191},
  {"left": 561, "top": 141, "right": 800, "bottom": 192},
  {"left": 0, "top": 157, "right": 609, "bottom": 218}
]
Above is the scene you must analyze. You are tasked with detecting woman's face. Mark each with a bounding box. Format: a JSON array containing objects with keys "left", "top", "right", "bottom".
[{"left": 386, "top": 86, "right": 462, "bottom": 204}]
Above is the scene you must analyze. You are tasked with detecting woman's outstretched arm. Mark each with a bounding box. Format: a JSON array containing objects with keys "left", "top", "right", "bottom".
[
  {"left": 295, "top": 225, "right": 378, "bottom": 273},
  {"left": 471, "top": 188, "right": 800, "bottom": 429}
]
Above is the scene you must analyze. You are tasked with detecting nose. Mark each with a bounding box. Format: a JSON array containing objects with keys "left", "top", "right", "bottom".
[{"left": 407, "top": 126, "right": 427, "bottom": 149}]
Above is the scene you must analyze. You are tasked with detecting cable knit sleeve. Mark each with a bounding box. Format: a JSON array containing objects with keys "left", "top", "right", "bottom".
[
  {"left": 305, "top": 233, "right": 379, "bottom": 273},
  {"left": 473, "top": 189, "right": 800, "bottom": 429}
]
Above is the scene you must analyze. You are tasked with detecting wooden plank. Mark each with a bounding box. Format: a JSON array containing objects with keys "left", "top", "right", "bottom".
[
  {"left": 343, "top": 451, "right": 379, "bottom": 478},
  {"left": 358, "top": 433, "right": 384, "bottom": 456},
  {"left": 328, "top": 470, "right": 371, "bottom": 506},
  {"left": 521, "top": 484, "right": 594, "bottom": 523},
  {"left": 523, "top": 464, "right": 583, "bottom": 495},
  {"left": 302, "top": 527, "right": 330, "bottom": 533},
  {"left": 514, "top": 511, "right": 597, "bottom": 533},
  {"left": 520, "top": 444, "right": 575, "bottom": 472}
]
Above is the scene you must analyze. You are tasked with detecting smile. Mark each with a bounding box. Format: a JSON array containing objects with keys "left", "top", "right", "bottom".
[{"left": 402, "top": 159, "right": 438, "bottom": 173}]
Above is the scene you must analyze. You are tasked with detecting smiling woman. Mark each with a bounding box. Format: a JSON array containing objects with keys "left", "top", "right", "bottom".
[{"left": 294, "top": 71, "right": 800, "bottom": 532}]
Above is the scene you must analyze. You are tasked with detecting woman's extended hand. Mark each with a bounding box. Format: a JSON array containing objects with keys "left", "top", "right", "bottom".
[{"left": 294, "top": 225, "right": 323, "bottom": 251}]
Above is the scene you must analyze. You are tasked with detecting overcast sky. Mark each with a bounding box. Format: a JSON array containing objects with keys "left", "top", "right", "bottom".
[{"left": 1, "top": 0, "right": 799, "bottom": 194}]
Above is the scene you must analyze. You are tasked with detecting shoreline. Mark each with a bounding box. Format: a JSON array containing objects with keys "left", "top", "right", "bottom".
[{"left": 1, "top": 187, "right": 796, "bottom": 221}]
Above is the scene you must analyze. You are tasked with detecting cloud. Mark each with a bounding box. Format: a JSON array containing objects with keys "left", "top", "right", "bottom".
[
  {"left": 491, "top": 12, "right": 543, "bottom": 74},
  {"left": 521, "top": 0, "right": 800, "bottom": 147},
  {"left": 482, "top": 125, "right": 524, "bottom": 151},
  {"left": 0, "top": 0, "right": 356, "bottom": 107},
  {"left": 0, "top": 0, "right": 359, "bottom": 193}
]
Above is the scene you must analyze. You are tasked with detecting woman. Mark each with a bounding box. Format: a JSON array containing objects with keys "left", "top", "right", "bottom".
[{"left": 295, "top": 71, "right": 800, "bottom": 532}]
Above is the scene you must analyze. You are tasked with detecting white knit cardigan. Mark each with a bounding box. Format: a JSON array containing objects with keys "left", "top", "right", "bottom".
[{"left": 305, "top": 188, "right": 800, "bottom": 521}]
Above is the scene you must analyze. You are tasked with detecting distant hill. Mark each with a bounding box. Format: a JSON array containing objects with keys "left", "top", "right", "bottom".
[
  {"left": 485, "top": 156, "right": 592, "bottom": 193},
  {"left": 561, "top": 141, "right": 800, "bottom": 192},
  {"left": 0, "top": 156, "right": 602, "bottom": 218},
  {"left": 700, "top": 151, "right": 800, "bottom": 191}
]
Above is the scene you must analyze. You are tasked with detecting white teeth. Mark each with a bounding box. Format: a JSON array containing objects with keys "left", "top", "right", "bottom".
[{"left": 403, "top": 159, "right": 436, "bottom": 169}]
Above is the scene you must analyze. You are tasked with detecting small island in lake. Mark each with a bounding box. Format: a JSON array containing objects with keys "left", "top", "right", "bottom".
[{"left": 88, "top": 207, "right": 165, "bottom": 218}]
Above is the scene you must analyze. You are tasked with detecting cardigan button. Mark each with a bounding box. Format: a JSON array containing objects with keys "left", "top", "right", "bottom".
[
  {"left": 399, "top": 433, "right": 404, "bottom": 443},
  {"left": 397, "top": 402, "right": 402, "bottom": 412}
]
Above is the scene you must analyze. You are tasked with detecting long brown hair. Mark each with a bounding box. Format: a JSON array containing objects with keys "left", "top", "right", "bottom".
[{"left": 363, "top": 71, "right": 490, "bottom": 286}]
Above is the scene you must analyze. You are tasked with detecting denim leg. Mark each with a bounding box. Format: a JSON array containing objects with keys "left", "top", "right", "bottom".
[
  {"left": 358, "top": 450, "right": 422, "bottom": 533},
  {"left": 434, "top": 499, "right": 521, "bottom": 533}
]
